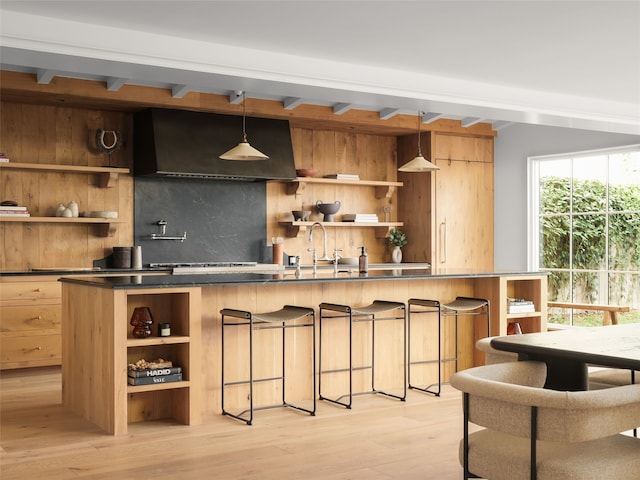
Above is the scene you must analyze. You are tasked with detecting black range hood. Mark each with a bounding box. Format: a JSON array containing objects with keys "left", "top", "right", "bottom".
[{"left": 134, "top": 108, "right": 296, "bottom": 181}]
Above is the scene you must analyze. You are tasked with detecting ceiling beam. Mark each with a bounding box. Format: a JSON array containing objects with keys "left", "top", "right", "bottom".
[
  {"left": 422, "top": 112, "right": 443, "bottom": 124},
  {"left": 492, "top": 120, "right": 514, "bottom": 131},
  {"left": 36, "top": 69, "right": 55, "bottom": 84},
  {"left": 171, "top": 84, "right": 191, "bottom": 98},
  {"left": 461, "top": 117, "right": 483, "bottom": 128},
  {"left": 283, "top": 97, "right": 304, "bottom": 110},
  {"left": 333, "top": 103, "right": 353, "bottom": 115},
  {"left": 107, "top": 77, "right": 128, "bottom": 91},
  {"left": 380, "top": 108, "right": 400, "bottom": 120}
]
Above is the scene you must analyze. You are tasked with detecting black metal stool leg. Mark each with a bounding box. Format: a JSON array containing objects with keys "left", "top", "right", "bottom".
[{"left": 408, "top": 299, "right": 442, "bottom": 396}]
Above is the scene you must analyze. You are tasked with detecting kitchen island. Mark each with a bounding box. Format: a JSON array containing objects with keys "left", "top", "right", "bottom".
[{"left": 60, "top": 269, "right": 547, "bottom": 434}]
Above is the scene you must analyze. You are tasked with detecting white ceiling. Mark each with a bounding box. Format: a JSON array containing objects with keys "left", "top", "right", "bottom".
[{"left": 1, "top": 0, "right": 639, "bottom": 134}]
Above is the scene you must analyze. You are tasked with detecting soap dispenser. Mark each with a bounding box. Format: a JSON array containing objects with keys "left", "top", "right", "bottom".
[{"left": 359, "top": 246, "right": 368, "bottom": 274}]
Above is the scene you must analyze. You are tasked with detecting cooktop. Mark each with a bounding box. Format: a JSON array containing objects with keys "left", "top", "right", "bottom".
[{"left": 148, "top": 261, "right": 258, "bottom": 269}]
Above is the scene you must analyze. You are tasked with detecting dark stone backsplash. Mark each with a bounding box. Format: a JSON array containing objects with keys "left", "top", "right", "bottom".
[{"left": 134, "top": 176, "right": 268, "bottom": 265}]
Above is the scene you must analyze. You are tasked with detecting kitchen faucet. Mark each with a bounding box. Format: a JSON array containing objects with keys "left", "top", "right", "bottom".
[{"left": 308, "top": 222, "right": 331, "bottom": 261}]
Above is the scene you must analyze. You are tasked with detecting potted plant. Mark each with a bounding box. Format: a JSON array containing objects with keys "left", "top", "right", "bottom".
[{"left": 388, "top": 228, "right": 407, "bottom": 263}]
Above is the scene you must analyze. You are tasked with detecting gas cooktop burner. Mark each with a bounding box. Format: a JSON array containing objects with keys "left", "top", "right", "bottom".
[{"left": 149, "top": 261, "right": 258, "bottom": 269}]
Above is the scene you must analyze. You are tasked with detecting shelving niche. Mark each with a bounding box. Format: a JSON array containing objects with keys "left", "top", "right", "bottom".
[
  {"left": 125, "top": 289, "right": 202, "bottom": 427},
  {"left": 0, "top": 162, "right": 130, "bottom": 237},
  {"left": 503, "top": 276, "right": 547, "bottom": 334}
]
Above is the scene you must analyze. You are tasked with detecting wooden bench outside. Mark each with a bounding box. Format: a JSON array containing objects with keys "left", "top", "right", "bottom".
[{"left": 547, "top": 302, "right": 631, "bottom": 326}]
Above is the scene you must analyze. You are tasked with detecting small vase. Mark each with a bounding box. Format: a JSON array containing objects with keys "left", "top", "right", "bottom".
[{"left": 392, "top": 246, "right": 402, "bottom": 263}]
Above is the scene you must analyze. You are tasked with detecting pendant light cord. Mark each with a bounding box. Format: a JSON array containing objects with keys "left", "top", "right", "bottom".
[
  {"left": 241, "top": 91, "right": 248, "bottom": 143},
  {"left": 417, "top": 110, "right": 423, "bottom": 156}
]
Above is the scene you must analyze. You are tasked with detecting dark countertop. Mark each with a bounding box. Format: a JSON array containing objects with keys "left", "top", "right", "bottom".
[
  {"left": 58, "top": 269, "right": 547, "bottom": 290},
  {"left": 0, "top": 268, "right": 171, "bottom": 277}
]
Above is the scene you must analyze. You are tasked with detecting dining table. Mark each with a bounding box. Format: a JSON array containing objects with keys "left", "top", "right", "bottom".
[{"left": 491, "top": 324, "right": 640, "bottom": 391}]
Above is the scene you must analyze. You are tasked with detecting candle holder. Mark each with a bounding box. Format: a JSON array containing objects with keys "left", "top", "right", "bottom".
[{"left": 130, "top": 307, "right": 154, "bottom": 338}]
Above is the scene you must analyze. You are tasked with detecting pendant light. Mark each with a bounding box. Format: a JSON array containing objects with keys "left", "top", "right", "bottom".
[
  {"left": 398, "top": 111, "right": 439, "bottom": 172},
  {"left": 219, "top": 91, "right": 269, "bottom": 161}
]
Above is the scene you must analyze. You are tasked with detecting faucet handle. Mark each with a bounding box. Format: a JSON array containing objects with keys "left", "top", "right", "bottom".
[
  {"left": 333, "top": 248, "right": 343, "bottom": 261},
  {"left": 307, "top": 247, "right": 317, "bottom": 263}
]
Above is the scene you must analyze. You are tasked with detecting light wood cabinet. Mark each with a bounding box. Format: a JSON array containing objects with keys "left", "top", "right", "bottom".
[
  {"left": 0, "top": 276, "right": 62, "bottom": 369},
  {"left": 398, "top": 132, "right": 494, "bottom": 270},
  {"left": 62, "top": 282, "right": 202, "bottom": 435}
]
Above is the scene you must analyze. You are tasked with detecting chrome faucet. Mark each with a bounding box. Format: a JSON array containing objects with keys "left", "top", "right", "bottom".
[
  {"left": 333, "top": 248, "right": 343, "bottom": 275},
  {"left": 308, "top": 222, "right": 331, "bottom": 260},
  {"left": 307, "top": 247, "right": 318, "bottom": 275}
]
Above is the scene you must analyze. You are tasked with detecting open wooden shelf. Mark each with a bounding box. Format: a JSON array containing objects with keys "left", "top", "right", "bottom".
[
  {"left": 127, "top": 381, "right": 190, "bottom": 393},
  {"left": 0, "top": 216, "right": 125, "bottom": 237},
  {"left": 127, "top": 336, "right": 190, "bottom": 347},
  {"left": 279, "top": 221, "right": 403, "bottom": 238},
  {"left": 283, "top": 177, "right": 402, "bottom": 198},
  {"left": 1, "top": 162, "right": 129, "bottom": 187}
]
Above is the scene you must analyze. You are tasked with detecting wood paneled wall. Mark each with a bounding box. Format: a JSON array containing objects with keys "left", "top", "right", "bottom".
[
  {"left": 266, "top": 127, "right": 400, "bottom": 264},
  {"left": 0, "top": 102, "right": 134, "bottom": 271}
]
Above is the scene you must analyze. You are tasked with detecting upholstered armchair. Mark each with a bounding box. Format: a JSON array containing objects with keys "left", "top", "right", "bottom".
[{"left": 450, "top": 361, "right": 640, "bottom": 480}]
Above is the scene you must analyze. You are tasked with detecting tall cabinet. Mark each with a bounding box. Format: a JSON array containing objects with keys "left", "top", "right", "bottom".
[{"left": 398, "top": 131, "right": 495, "bottom": 270}]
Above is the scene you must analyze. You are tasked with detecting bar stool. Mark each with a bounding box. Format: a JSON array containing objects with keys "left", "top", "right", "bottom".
[
  {"left": 318, "top": 300, "right": 406, "bottom": 409},
  {"left": 220, "top": 305, "right": 316, "bottom": 425},
  {"left": 407, "top": 298, "right": 442, "bottom": 396},
  {"left": 440, "top": 296, "right": 490, "bottom": 373}
]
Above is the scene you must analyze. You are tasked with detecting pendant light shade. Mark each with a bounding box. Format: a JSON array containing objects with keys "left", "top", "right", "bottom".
[
  {"left": 220, "top": 91, "right": 269, "bottom": 161},
  {"left": 398, "top": 111, "right": 439, "bottom": 172}
]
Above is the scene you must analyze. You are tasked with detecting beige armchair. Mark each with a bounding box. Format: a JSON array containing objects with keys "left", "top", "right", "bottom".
[
  {"left": 475, "top": 337, "right": 517, "bottom": 365},
  {"left": 450, "top": 361, "right": 640, "bottom": 480}
]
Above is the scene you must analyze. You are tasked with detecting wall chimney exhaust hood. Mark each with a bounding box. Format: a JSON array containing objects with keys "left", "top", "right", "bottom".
[{"left": 133, "top": 108, "right": 296, "bottom": 181}]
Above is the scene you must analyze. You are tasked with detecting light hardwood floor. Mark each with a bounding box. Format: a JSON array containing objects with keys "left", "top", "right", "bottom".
[{"left": 1, "top": 367, "right": 465, "bottom": 479}]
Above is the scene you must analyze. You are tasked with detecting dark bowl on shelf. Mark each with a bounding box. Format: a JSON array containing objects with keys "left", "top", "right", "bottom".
[
  {"left": 316, "top": 200, "right": 341, "bottom": 222},
  {"left": 292, "top": 210, "right": 311, "bottom": 221}
]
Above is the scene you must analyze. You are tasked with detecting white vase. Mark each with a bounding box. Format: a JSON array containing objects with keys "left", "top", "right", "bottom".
[{"left": 392, "top": 246, "right": 402, "bottom": 263}]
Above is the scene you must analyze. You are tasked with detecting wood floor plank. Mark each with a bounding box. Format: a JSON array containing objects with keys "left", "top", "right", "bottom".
[{"left": 1, "top": 366, "right": 464, "bottom": 479}]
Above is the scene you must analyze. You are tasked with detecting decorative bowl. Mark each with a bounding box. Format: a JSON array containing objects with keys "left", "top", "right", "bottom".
[
  {"left": 292, "top": 210, "right": 311, "bottom": 221},
  {"left": 316, "top": 200, "right": 341, "bottom": 222},
  {"left": 296, "top": 168, "right": 318, "bottom": 178}
]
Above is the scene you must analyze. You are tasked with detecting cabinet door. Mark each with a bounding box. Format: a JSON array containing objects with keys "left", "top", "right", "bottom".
[{"left": 434, "top": 158, "right": 494, "bottom": 270}]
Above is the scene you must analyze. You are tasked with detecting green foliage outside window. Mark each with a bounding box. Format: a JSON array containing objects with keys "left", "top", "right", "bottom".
[{"left": 541, "top": 176, "right": 640, "bottom": 325}]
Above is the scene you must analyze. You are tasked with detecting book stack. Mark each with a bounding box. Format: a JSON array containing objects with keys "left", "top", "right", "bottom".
[
  {"left": 127, "top": 361, "right": 182, "bottom": 386},
  {"left": 0, "top": 152, "right": 9, "bottom": 163},
  {"left": 324, "top": 173, "right": 360, "bottom": 180},
  {"left": 0, "top": 205, "right": 30, "bottom": 217},
  {"left": 507, "top": 298, "right": 535, "bottom": 314},
  {"left": 342, "top": 213, "right": 379, "bottom": 223}
]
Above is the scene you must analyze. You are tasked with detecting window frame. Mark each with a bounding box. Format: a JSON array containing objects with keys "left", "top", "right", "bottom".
[{"left": 527, "top": 144, "right": 640, "bottom": 325}]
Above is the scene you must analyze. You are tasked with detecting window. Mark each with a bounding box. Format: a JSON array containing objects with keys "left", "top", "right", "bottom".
[{"left": 528, "top": 145, "right": 640, "bottom": 326}]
